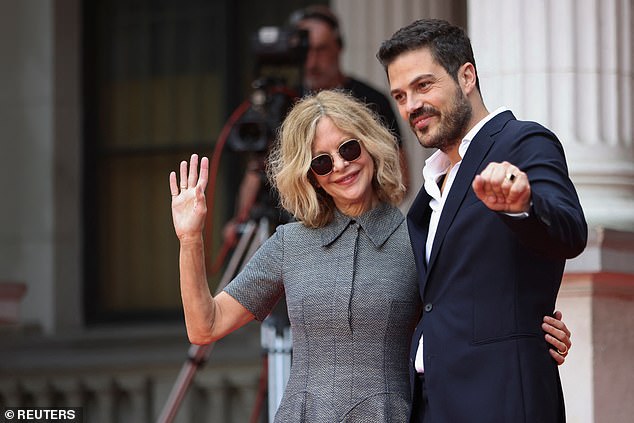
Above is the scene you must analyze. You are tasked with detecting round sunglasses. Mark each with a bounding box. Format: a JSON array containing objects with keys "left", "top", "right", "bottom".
[{"left": 310, "top": 138, "right": 362, "bottom": 176}]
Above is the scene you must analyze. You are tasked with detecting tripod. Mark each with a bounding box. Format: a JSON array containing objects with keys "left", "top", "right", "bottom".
[{"left": 157, "top": 216, "right": 292, "bottom": 423}]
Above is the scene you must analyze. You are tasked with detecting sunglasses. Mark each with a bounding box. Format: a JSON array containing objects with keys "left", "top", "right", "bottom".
[{"left": 310, "top": 138, "right": 362, "bottom": 176}]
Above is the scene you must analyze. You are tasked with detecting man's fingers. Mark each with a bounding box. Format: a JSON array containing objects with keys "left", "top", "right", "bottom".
[{"left": 472, "top": 175, "right": 485, "bottom": 197}]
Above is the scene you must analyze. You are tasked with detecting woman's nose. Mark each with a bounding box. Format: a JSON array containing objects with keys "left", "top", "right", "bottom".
[{"left": 331, "top": 152, "right": 349, "bottom": 172}]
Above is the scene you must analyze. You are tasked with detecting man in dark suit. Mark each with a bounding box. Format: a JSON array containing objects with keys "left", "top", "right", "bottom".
[{"left": 377, "top": 19, "right": 587, "bottom": 422}]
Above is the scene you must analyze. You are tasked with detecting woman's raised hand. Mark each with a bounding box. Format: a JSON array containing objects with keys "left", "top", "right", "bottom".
[{"left": 169, "top": 154, "right": 209, "bottom": 241}]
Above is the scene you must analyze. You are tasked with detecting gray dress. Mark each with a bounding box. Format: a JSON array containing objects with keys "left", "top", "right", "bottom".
[{"left": 224, "top": 203, "right": 421, "bottom": 422}]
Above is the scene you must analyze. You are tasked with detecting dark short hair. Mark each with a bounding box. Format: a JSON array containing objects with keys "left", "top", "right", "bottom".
[
  {"left": 376, "top": 19, "right": 479, "bottom": 90},
  {"left": 289, "top": 5, "right": 344, "bottom": 48}
]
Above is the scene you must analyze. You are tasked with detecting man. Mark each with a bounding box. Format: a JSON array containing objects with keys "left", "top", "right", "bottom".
[
  {"left": 224, "top": 4, "right": 406, "bottom": 245},
  {"left": 376, "top": 19, "right": 587, "bottom": 422}
]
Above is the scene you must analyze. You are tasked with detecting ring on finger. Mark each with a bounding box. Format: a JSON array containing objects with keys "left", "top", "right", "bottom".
[
  {"left": 506, "top": 173, "right": 516, "bottom": 183},
  {"left": 557, "top": 344, "right": 568, "bottom": 355}
]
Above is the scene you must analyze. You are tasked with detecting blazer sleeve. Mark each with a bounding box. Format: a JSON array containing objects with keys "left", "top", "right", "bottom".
[{"left": 498, "top": 122, "right": 588, "bottom": 259}]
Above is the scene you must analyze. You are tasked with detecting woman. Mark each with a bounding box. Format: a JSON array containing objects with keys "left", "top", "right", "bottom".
[{"left": 169, "top": 90, "right": 571, "bottom": 422}]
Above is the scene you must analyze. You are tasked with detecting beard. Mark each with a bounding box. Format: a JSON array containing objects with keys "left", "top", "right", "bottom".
[{"left": 410, "top": 85, "right": 472, "bottom": 152}]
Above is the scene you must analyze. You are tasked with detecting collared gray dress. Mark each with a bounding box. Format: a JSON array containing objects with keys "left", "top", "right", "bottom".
[{"left": 224, "top": 202, "right": 421, "bottom": 422}]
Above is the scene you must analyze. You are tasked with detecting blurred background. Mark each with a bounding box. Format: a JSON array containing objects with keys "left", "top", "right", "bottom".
[{"left": 0, "top": 0, "right": 632, "bottom": 422}]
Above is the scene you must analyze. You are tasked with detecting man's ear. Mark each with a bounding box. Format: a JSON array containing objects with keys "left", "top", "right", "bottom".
[{"left": 459, "top": 62, "right": 477, "bottom": 94}]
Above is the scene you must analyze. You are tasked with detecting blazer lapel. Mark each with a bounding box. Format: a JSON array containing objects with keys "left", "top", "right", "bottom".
[
  {"left": 426, "top": 111, "right": 514, "bottom": 273},
  {"left": 407, "top": 186, "right": 432, "bottom": 280}
]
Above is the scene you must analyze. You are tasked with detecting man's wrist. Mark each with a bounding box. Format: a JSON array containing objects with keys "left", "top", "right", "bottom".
[{"left": 504, "top": 201, "right": 532, "bottom": 218}]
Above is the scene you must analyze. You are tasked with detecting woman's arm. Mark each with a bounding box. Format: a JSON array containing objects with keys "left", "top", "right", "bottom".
[{"left": 170, "top": 154, "right": 255, "bottom": 345}]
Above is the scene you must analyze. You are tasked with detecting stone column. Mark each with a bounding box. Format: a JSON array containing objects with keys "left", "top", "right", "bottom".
[
  {"left": 468, "top": 0, "right": 634, "bottom": 231},
  {"left": 0, "top": 0, "right": 82, "bottom": 335},
  {"left": 561, "top": 228, "right": 634, "bottom": 423}
]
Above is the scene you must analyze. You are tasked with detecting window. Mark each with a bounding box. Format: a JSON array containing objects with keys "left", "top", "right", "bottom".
[{"left": 82, "top": 0, "right": 325, "bottom": 323}]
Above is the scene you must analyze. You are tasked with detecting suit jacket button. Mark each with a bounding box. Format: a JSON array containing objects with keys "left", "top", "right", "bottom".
[{"left": 424, "top": 303, "right": 433, "bottom": 312}]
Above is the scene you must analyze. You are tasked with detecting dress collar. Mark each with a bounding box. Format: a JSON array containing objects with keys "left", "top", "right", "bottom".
[{"left": 320, "top": 202, "right": 404, "bottom": 248}]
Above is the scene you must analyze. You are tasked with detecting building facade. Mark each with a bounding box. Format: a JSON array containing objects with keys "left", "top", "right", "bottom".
[{"left": 1, "top": 0, "right": 632, "bottom": 421}]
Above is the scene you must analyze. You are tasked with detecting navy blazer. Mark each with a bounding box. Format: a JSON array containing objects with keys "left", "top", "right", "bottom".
[{"left": 407, "top": 111, "right": 587, "bottom": 422}]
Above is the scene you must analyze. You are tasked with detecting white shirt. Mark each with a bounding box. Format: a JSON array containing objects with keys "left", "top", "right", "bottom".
[{"left": 414, "top": 107, "right": 508, "bottom": 373}]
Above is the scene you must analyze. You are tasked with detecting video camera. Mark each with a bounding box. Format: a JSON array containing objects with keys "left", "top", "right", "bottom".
[{"left": 226, "top": 27, "right": 309, "bottom": 153}]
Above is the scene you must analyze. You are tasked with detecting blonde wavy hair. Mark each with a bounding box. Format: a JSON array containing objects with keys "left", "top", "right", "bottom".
[{"left": 267, "top": 89, "right": 404, "bottom": 228}]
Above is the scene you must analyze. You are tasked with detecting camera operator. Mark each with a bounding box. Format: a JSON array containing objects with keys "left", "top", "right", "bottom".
[
  {"left": 291, "top": 5, "right": 403, "bottom": 143},
  {"left": 223, "top": 4, "right": 408, "bottom": 247}
]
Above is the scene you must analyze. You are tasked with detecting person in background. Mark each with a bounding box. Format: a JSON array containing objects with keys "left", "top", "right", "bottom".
[
  {"left": 223, "top": 4, "right": 407, "bottom": 246},
  {"left": 289, "top": 5, "right": 403, "bottom": 142},
  {"left": 169, "top": 89, "right": 573, "bottom": 422},
  {"left": 377, "top": 18, "right": 586, "bottom": 422}
]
